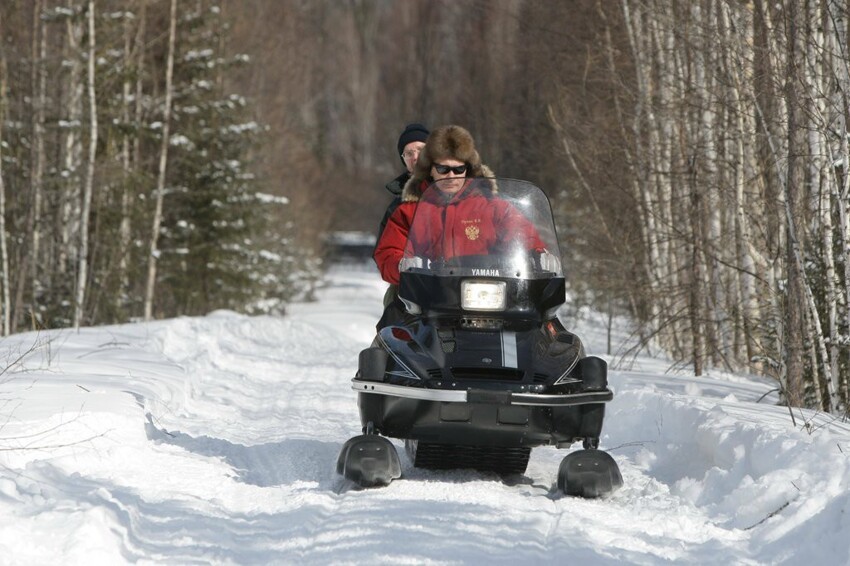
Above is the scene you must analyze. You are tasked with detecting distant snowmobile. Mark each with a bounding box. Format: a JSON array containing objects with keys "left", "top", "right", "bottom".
[{"left": 337, "top": 178, "right": 622, "bottom": 498}]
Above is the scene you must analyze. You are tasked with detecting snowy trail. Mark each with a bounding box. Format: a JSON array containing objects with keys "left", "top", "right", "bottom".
[{"left": 1, "top": 266, "right": 849, "bottom": 564}]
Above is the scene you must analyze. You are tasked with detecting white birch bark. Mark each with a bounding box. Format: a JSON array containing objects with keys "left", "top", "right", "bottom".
[
  {"left": 722, "top": 3, "right": 762, "bottom": 372},
  {"left": 622, "top": 0, "right": 667, "bottom": 351},
  {"left": 73, "top": 0, "right": 98, "bottom": 329},
  {"left": 61, "top": 4, "right": 84, "bottom": 273},
  {"left": 0, "top": 33, "right": 10, "bottom": 337},
  {"left": 143, "top": 0, "right": 177, "bottom": 321},
  {"left": 815, "top": 0, "right": 849, "bottom": 410},
  {"left": 649, "top": 2, "right": 683, "bottom": 354},
  {"left": 716, "top": 4, "right": 746, "bottom": 367},
  {"left": 116, "top": 5, "right": 137, "bottom": 310},
  {"left": 31, "top": 0, "right": 46, "bottom": 304},
  {"left": 784, "top": 0, "right": 825, "bottom": 407},
  {"left": 593, "top": 0, "right": 651, "bottom": 342},
  {"left": 705, "top": 1, "right": 732, "bottom": 368},
  {"left": 828, "top": 0, "right": 850, "bottom": 405},
  {"left": 793, "top": 0, "right": 846, "bottom": 411},
  {"left": 752, "top": 0, "right": 790, "bottom": 393},
  {"left": 692, "top": 1, "right": 718, "bottom": 370},
  {"left": 802, "top": 1, "right": 827, "bottom": 407},
  {"left": 0, "top": 149, "right": 7, "bottom": 337},
  {"left": 835, "top": 122, "right": 850, "bottom": 404}
]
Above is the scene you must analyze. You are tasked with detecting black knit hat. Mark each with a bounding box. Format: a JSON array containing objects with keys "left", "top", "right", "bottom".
[{"left": 397, "top": 123, "right": 430, "bottom": 164}]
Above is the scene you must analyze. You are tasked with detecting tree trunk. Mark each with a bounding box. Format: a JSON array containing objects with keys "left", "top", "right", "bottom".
[
  {"left": 30, "top": 0, "right": 46, "bottom": 314},
  {"left": 690, "top": 167, "right": 705, "bottom": 376},
  {"left": 116, "top": 3, "right": 141, "bottom": 313},
  {"left": 0, "top": 15, "right": 10, "bottom": 337},
  {"left": 622, "top": 0, "right": 666, "bottom": 351},
  {"left": 839, "top": 87, "right": 850, "bottom": 408},
  {"left": 783, "top": 2, "right": 807, "bottom": 407},
  {"left": 143, "top": 0, "right": 177, "bottom": 321},
  {"left": 73, "top": 0, "right": 98, "bottom": 329},
  {"left": 60, "top": 3, "right": 84, "bottom": 278},
  {"left": 721, "top": 1, "right": 761, "bottom": 373}
]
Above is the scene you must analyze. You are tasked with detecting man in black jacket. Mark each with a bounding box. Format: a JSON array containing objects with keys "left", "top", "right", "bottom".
[
  {"left": 377, "top": 123, "right": 430, "bottom": 241},
  {"left": 375, "top": 123, "right": 429, "bottom": 328}
]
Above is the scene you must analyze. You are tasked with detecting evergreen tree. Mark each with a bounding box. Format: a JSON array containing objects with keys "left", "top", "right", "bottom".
[{"left": 155, "top": 3, "right": 296, "bottom": 316}]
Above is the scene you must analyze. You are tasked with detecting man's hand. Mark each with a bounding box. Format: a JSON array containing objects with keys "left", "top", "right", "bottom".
[{"left": 535, "top": 249, "right": 561, "bottom": 273}]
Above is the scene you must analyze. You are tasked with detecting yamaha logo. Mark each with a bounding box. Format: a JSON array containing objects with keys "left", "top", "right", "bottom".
[{"left": 472, "top": 268, "right": 500, "bottom": 276}]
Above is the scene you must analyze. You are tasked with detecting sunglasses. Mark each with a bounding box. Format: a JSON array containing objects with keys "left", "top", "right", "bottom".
[{"left": 433, "top": 163, "right": 468, "bottom": 175}]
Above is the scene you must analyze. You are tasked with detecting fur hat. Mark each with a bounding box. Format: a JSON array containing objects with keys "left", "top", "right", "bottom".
[
  {"left": 397, "top": 123, "right": 430, "bottom": 165},
  {"left": 421, "top": 125, "right": 480, "bottom": 168},
  {"left": 403, "top": 125, "right": 494, "bottom": 201}
]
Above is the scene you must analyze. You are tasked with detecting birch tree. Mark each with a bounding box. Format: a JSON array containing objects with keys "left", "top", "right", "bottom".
[
  {"left": 116, "top": 2, "right": 145, "bottom": 313},
  {"left": 720, "top": 2, "right": 762, "bottom": 373},
  {"left": 143, "top": 0, "right": 176, "bottom": 321},
  {"left": 833, "top": 1, "right": 850, "bottom": 405},
  {"left": 0, "top": 13, "right": 10, "bottom": 337},
  {"left": 59, "top": 2, "right": 84, "bottom": 279},
  {"left": 564, "top": 1, "right": 850, "bottom": 411},
  {"left": 30, "top": 0, "right": 46, "bottom": 313},
  {"left": 73, "top": 0, "right": 97, "bottom": 329}
]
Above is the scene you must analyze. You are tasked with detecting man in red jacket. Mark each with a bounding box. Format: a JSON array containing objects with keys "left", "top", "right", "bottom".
[
  {"left": 400, "top": 176, "right": 545, "bottom": 268},
  {"left": 374, "top": 125, "right": 544, "bottom": 326}
]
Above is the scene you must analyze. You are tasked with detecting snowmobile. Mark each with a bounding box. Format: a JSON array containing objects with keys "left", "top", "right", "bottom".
[{"left": 337, "top": 178, "right": 622, "bottom": 498}]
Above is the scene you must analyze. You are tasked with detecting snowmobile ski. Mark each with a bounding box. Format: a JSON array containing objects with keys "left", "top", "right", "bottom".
[{"left": 336, "top": 424, "right": 401, "bottom": 488}]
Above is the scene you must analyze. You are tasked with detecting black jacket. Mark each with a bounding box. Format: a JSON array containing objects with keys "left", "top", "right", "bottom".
[{"left": 377, "top": 171, "right": 411, "bottom": 242}]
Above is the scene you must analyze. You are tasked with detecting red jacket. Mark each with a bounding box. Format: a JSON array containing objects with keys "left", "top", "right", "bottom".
[{"left": 374, "top": 179, "right": 545, "bottom": 284}]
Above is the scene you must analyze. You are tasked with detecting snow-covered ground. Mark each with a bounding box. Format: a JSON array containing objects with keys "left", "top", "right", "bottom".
[{"left": 1, "top": 265, "right": 849, "bottom": 564}]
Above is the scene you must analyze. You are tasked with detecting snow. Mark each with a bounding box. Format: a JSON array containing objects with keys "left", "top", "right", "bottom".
[
  {"left": 1, "top": 265, "right": 849, "bottom": 564},
  {"left": 325, "top": 231, "right": 377, "bottom": 246}
]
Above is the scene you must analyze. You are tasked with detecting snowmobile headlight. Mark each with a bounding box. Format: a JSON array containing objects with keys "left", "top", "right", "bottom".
[{"left": 461, "top": 280, "right": 506, "bottom": 311}]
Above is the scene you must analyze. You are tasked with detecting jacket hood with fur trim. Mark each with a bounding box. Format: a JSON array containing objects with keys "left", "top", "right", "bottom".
[{"left": 401, "top": 163, "right": 496, "bottom": 202}]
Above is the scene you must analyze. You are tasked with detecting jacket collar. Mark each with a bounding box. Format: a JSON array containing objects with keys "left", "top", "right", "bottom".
[
  {"left": 401, "top": 164, "right": 496, "bottom": 203},
  {"left": 384, "top": 171, "right": 411, "bottom": 196}
]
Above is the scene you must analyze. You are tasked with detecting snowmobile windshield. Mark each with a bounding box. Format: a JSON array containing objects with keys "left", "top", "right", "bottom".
[{"left": 400, "top": 178, "right": 563, "bottom": 280}]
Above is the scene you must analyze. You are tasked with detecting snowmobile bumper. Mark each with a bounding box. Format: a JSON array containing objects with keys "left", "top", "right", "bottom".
[
  {"left": 351, "top": 379, "right": 613, "bottom": 406},
  {"left": 352, "top": 378, "right": 610, "bottom": 449}
]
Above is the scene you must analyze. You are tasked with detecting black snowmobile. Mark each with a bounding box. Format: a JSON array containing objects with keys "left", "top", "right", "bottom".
[{"left": 337, "top": 178, "right": 622, "bottom": 498}]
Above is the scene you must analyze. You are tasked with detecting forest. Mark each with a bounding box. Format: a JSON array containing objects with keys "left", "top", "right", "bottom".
[{"left": 1, "top": 0, "right": 848, "bottom": 416}]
